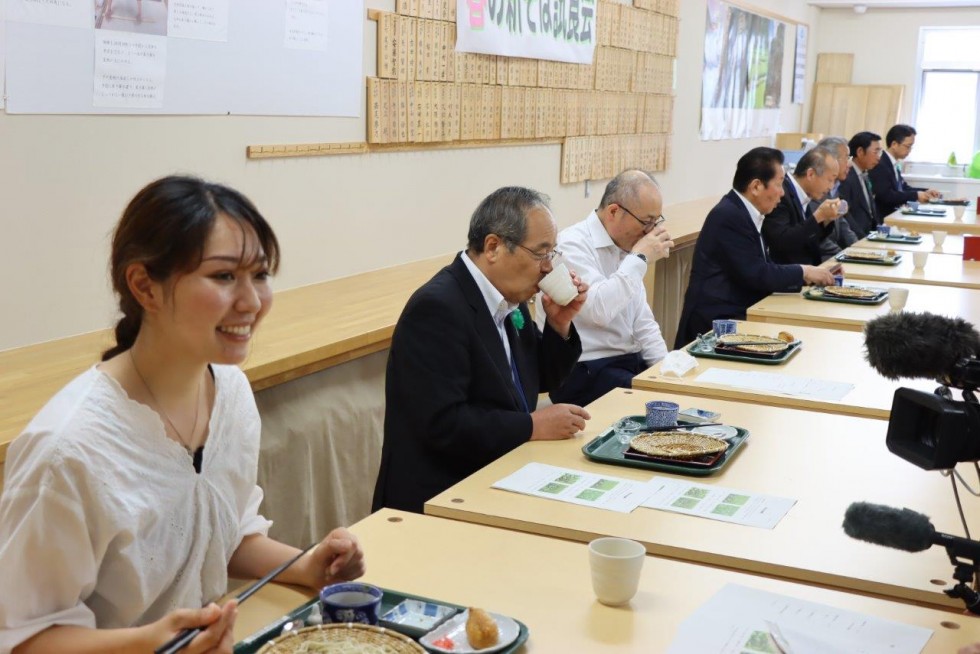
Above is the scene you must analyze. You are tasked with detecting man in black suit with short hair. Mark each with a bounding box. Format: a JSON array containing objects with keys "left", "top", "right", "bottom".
[
  {"left": 839, "top": 131, "right": 884, "bottom": 238},
  {"left": 675, "top": 147, "right": 837, "bottom": 347},
  {"left": 373, "top": 187, "right": 590, "bottom": 514},
  {"left": 870, "top": 124, "right": 942, "bottom": 218},
  {"left": 763, "top": 146, "right": 843, "bottom": 265}
]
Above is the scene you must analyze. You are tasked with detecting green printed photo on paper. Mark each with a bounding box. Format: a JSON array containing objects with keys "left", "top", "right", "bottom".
[
  {"left": 556, "top": 473, "right": 581, "bottom": 485},
  {"left": 540, "top": 483, "right": 567, "bottom": 494},
  {"left": 712, "top": 504, "right": 740, "bottom": 516},
  {"left": 577, "top": 489, "right": 604, "bottom": 501},
  {"left": 685, "top": 487, "right": 709, "bottom": 499},
  {"left": 591, "top": 479, "right": 618, "bottom": 491},
  {"left": 672, "top": 497, "right": 700, "bottom": 510},
  {"left": 724, "top": 493, "right": 750, "bottom": 505}
]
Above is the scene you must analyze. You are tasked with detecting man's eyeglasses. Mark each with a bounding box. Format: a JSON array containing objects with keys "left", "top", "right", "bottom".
[
  {"left": 516, "top": 244, "right": 562, "bottom": 262},
  {"left": 618, "top": 204, "right": 666, "bottom": 230}
]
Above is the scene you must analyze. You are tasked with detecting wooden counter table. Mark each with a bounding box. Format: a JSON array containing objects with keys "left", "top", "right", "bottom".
[
  {"left": 853, "top": 233, "right": 965, "bottom": 255},
  {"left": 884, "top": 205, "right": 980, "bottom": 235},
  {"left": 746, "top": 283, "right": 980, "bottom": 332},
  {"left": 630, "top": 320, "right": 935, "bottom": 419},
  {"left": 426, "top": 388, "right": 980, "bottom": 612},
  {"left": 838, "top": 254, "right": 980, "bottom": 290},
  {"left": 235, "top": 509, "right": 980, "bottom": 652}
]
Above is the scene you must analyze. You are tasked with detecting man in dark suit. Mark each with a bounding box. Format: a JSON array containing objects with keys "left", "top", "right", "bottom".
[
  {"left": 839, "top": 131, "right": 884, "bottom": 238},
  {"left": 870, "top": 124, "right": 941, "bottom": 218},
  {"left": 762, "top": 146, "right": 843, "bottom": 265},
  {"left": 675, "top": 147, "right": 836, "bottom": 347},
  {"left": 373, "top": 187, "right": 591, "bottom": 514},
  {"left": 815, "top": 136, "right": 860, "bottom": 260}
]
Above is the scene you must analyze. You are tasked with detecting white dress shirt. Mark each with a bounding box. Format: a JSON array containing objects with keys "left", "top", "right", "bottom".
[
  {"left": 787, "top": 173, "right": 811, "bottom": 209},
  {"left": 0, "top": 365, "right": 272, "bottom": 651},
  {"left": 460, "top": 250, "right": 517, "bottom": 363},
  {"left": 554, "top": 211, "right": 667, "bottom": 365},
  {"left": 734, "top": 190, "right": 768, "bottom": 259}
]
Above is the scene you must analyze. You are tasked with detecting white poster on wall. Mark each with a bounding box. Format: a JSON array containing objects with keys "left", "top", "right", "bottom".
[
  {"left": 284, "top": 0, "right": 328, "bottom": 52},
  {"left": 168, "top": 0, "right": 229, "bottom": 42},
  {"left": 793, "top": 23, "right": 807, "bottom": 105},
  {"left": 93, "top": 31, "right": 166, "bottom": 108},
  {"left": 455, "top": 0, "right": 597, "bottom": 64},
  {"left": 7, "top": 0, "right": 89, "bottom": 28}
]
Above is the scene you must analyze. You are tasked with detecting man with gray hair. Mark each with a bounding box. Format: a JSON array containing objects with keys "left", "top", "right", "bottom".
[
  {"left": 762, "top": 146, "right": 843, "bottom": 265},
  {"left": 373, "top": 186, "right": 591, "bottom": 513},
  {"left": 547, "top": 169, "right": 674, "bottom": 406},
  {"left": 814, "top": 136, "right": 860, "bottom": 259}
]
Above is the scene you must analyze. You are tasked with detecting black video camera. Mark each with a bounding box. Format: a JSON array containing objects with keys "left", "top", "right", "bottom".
[{"left": 864, "top": 312, "right": 980, "bottom": 470}]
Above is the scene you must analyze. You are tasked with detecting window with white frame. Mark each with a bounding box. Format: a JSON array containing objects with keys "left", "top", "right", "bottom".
[{"left": 914, "top": 27, "right": 980, "bottom": 164}]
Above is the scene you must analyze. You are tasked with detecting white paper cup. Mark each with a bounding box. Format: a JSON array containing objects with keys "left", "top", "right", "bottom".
[
  {"left": 538, "top": 262, "right": 578, "bottom": 306},
  {"left": 888, "top": 287, "right": 909, "bottom": 312},
  {"left": 912, "top": 251, "right": 929, "bottom": 270},
  {"left": 589, "top": 537, "right": 645, "bottom": 606},
  {"left": 954, "top": 205, "right": 966, "bottom": 221},
  {"left": 932, "top": 230, "right": 947, "bottom": 248}
]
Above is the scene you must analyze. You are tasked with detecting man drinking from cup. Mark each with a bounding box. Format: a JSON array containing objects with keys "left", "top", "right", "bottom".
[{"left": 546, "top": 170, "right": 674, "bottom": 407}]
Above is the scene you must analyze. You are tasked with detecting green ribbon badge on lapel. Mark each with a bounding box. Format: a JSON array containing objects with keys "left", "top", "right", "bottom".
[{"left": 510, "top": 309, "right": 525, "bottom": 330}]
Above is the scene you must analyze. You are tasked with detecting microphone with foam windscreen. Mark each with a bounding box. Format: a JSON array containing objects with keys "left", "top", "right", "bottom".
[
  {"left": 843, "top": 501, "right": 980, "bottom": 560},
  {"left": 864, "top": 312, "right": 980, "bottom": 381}
]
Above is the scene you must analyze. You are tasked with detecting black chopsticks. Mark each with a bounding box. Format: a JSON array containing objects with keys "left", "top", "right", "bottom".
[{"left": 155, "top": 542, "right": 317, "bottom": 654}]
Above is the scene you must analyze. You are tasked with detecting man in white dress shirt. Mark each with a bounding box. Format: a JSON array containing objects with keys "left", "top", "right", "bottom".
[{"left": 548, "top": 170, "right": 674, "bottom": 406}]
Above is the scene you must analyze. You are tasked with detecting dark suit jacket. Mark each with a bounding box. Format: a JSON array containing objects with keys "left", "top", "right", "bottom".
[
  {"left": 372, "top": 254, "right": 582, "bottom": 514},
  {"left": 675, "top": 190, "right": 805, "bottom": 348},
  {"left": 813, "top": 193, "right": 858, "bottom": 260},
  {"left": 839, "top": 167, "right": 880, "bottom": 239},
  {"left": 869, "top": 154, "right": 923, "bottom": 219},
  {"left": 762, "top": 176, "right": 832, "bottom": 266}
]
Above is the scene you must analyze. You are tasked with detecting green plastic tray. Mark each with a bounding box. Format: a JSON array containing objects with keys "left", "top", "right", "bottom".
[
  {"left": 835, "top": 252, "right": 902, "bottom": 266},
  {"left": 866, "top": 232, "right": 922, "bottom": 244},
  {"left": 582, "top": 417, "right": 750, "bottom": 476},
  {"left": 900, "top": 208, "right": 947, "bottom": 217},
  {"left": 234, "top": 588, "right": 529, "bottom": 653},
  {"left": 802, "top": 286, "right": 888, "bottom": 305},
  {"left": 686, "top": 333, "right": 802, "bottom": 365}
]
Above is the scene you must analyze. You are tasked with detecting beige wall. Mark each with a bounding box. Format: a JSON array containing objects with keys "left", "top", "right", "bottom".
[
  {"left": 0, "top": 0, "right": 818, "bottom": 351},
  {"left": 813, "top": 7, "right": 980, "bottom": 131}
]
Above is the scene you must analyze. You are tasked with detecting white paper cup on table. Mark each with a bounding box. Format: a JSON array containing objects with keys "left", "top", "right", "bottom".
[
  {"left": 954, "top": 205, "right": 966, "bottom": 220},
  {"left": 538, "top": 262, "right": 578, "bottom": 306},
  {"left": 888, "top": 287, "right": 909, "bottom": 312},
  {"left": 912, "top": 251, "right": 929, "bottom": 270},
  {"left": 589, "top": 537, "right": 645, "bottom": 606}
]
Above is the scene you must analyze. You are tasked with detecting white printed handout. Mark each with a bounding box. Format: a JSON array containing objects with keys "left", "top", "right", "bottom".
[
  {"left": 94, "top": 31, "right": 166, "bottom": 108},
  {"left": 696, "top": 368, "right": 854, "bottom": 401},
  {"left": 7, "top": 0, "right": 89, "bottom": 28},
  {"left": 667, "top": 583, "right": 932, "bottom": 654},
  {"left": 1, "top": 1, "right": 6, "bottom": 110},
  {"left": 167, "top": 0, "right": 228, "bottom": 42},
  {"left": 641, "top": 477, "right": 795, "bottom": 529},
  {"left": 492, "top": 463, "right": 655, "bottom": 513},
  {"left": 284, "top": 0, "right": 328, "bottom": 52}
]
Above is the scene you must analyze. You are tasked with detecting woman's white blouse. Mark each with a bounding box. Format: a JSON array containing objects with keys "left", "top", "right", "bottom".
[{"left": 0, "top": 364, "right": 272, "bottom": 652}]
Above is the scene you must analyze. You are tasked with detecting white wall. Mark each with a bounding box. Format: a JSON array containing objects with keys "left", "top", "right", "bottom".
[
  {"left": 813, "top": 7, "right": 980, "bottom": 132},
  {"left": 0, "top": 0, "right": 818, "bottom": 351}
]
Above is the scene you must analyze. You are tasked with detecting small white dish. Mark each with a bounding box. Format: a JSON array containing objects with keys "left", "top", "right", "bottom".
[
  {"left": 691, "top": 425, "right": 739, "bottom": 442},
  {"left": 379, "top": 599, "right": 457, "bottom": 638},
  {"left": 419, "top": 610, "right": 520, "bottom": 654}
]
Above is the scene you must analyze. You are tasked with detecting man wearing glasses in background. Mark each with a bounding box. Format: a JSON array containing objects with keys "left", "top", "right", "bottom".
[
  {"left": 547, "top": 170, "right": 674, "bottom": 407},
  {"left": 373, "top": 186, "right": 591, "bottom": 514},
  {"left": 869, "top": 124, "right": 942, "bottom": 219}
]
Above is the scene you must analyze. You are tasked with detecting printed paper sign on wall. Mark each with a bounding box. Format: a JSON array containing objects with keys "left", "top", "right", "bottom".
[{"left": 456, "top": 0, "right": 597, "bottom": 65}]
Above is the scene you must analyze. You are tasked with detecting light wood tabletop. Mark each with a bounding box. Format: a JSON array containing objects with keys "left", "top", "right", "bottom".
[
  {"left": 884, "top": 205, "right": 980, "bottom": 235},
  {"left": 854, "top": 233, "right": 965, "bottom": 255},
  {"left": 426, "top": 388, "right": 980, "bottom": 611},
  {"left": 235, "top": 509, "right": 980, "bottom": 652},
  {"left": 838, "top": 254, "right": 980, "bottom": 290},
  {"left": 631, "top": 320, "right": 936, "bottom": 419},
  {"left": 746, "top": 283, "right": 980, "bottom": 332}
]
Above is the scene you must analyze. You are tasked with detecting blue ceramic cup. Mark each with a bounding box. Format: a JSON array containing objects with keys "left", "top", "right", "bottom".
[
  {"left": 877, "top": 225, "right": 891, "bottom": 236},
  {"left": 320, "top": 583, "right": 383, "bottom": 625},
  {"left": 833, "top": 274, "right": 844, "bottom": 286},
  {"left": 712, "top": 319, "right": 737, "bottom": 338},
  {"left": 645, "top": 400, "right": 679, "bottom": 429}
]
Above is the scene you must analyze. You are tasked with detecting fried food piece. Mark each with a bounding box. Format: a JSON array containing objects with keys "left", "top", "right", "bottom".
[
  {"left": 466, "top": 608, "right": 499, "bottom": 649},
  {"left": 777, "top": 331, "right": 794, "bottom": 343}
]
